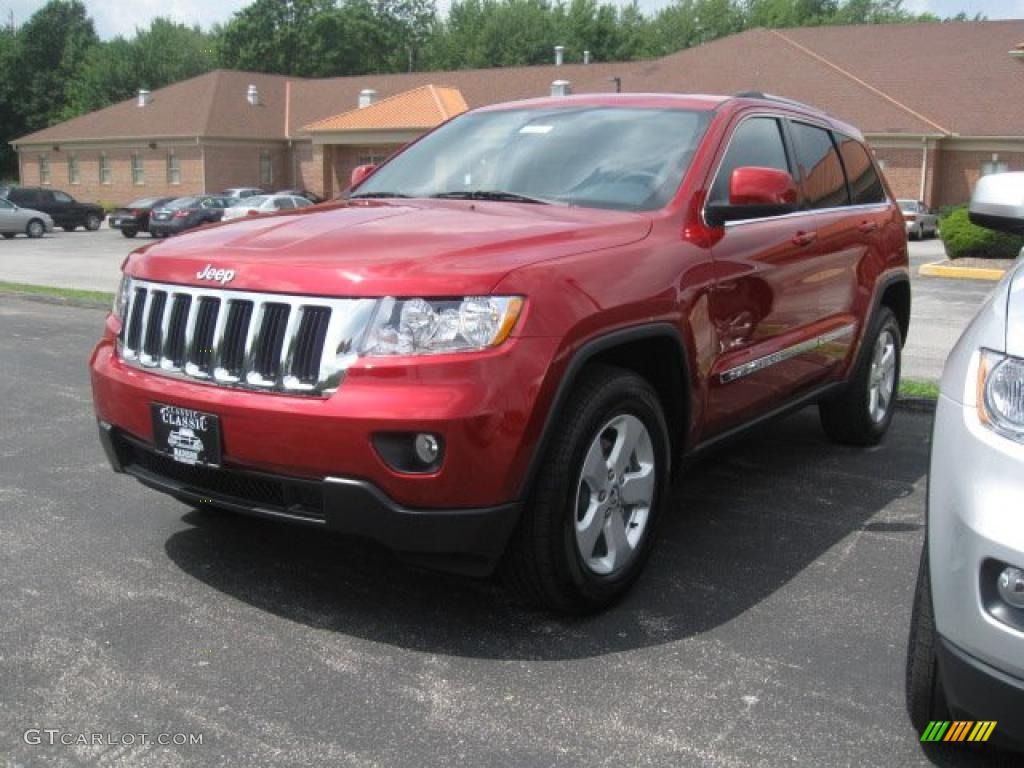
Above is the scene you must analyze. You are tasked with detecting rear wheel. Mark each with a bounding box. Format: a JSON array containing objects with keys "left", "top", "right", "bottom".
[
  {"left": 26, "top": 219, "right": 45, "bottom": 239},
  {"left": 121, "top": 228, "right": 138, "bottom": 238},
  {"left": 2, "top": 233, "right": 14, "bottom": 239},
  {"left": 820, "top": 307, "right": 901, "bottom": 445},
  {"left": 907, "top": 544, "right": 950, "bottom": 732},
  {"left": 85, "top": 213, "right": 102, "bottom": 231},
  {"left": 502, "top": 365, "right": 670, "bottom": 613}
]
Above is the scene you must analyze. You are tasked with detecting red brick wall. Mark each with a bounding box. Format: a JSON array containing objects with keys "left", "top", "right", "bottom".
[
  {"left": 16, "top": 145, "right": 202, "bottom": 206},
  {"left": 933, "top": 150, "right": 1024, "bottom": 209},
  {"left": 871, "top": 147, "right": 933, "bottom": 205},
  {"left": 294, "top": 142, "right": 325, "bottom": 197},
  {"left": 202, "top": 143, "right": 288, "bottom": 193}
]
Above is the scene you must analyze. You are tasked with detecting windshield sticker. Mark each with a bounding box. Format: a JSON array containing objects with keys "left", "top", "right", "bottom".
[{"left": 520, "top": 125, "right": 553, "bottom": 135}]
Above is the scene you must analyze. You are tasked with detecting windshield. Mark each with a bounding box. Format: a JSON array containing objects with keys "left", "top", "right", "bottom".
[
  {"left": 233, "top": 196, "right": 268, "bottom": 207},
  {"left": 897, "top": 200, "right": 917, "bottom": 212},
  {"left": 354, "top": 106, "right": 712, "bottom": 212}
]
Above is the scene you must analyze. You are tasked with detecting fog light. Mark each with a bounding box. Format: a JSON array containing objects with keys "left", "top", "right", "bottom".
[
  {"left": 414, "top": 433, "right": 440, "bottom": 464},
  {"left": 998, "top": 567, "right": 1024, "bottom": 609}
]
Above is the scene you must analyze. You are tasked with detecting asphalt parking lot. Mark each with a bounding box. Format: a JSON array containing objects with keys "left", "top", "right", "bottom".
[
  {"left": 0, "top": 297, "right": 1018, "bottom": 767},
  {"left": 0, "top": 227, "right": 999, "bottom": 381}
]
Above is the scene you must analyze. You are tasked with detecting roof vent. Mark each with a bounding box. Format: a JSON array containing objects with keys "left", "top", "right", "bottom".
[
  {"left": 583, "top": 50, "right": 591, "bottom": 65},
  {"left": 359, "top": 88, "right": 377, "bottom": 109},
  {"left": 247, "top": 84, "right": 260, "bottom": 106},
  {"left": 551, "top": 79, "right": 572, "bottom": 98},
  {"left": 554, "top": 45, "right": 564, "bottom": 66},
  {"left": 137, "top": 89, "right": 151, "bottom": 108}
]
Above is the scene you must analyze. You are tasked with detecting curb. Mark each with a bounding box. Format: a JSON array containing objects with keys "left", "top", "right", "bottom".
[
  {"left": 918, "top": 261, "right": 1006, "bottom": 281},
  {"left": 0, "top": 288, "right": 110, "bottom": 311},
  {"left": 896, "top": 396, "right": 937, "bottom": 413}
]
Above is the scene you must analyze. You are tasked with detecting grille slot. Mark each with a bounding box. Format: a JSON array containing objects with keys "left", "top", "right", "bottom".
[{"left": 116, "top": 279, "right": 373, "bottom": 396}]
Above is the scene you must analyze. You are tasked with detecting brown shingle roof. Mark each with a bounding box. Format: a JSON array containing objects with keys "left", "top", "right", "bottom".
[
  {"left": 303, "top": 85, "right": 468, "bottom": 132},
  {"left": 14, "top": 20, "right": 1024, "bottom": 146}
]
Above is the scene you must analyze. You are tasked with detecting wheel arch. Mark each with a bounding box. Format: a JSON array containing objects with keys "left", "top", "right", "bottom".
[
  {"left": 517, "top": 323, "right": 693, "bottom": 500},
  {"left": 877, "top": 273, "right": 911, "bottom": 347}
]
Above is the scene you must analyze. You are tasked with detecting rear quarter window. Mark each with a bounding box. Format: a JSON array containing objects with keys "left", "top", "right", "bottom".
[
  {"left": 789, "top": 121, "right": 848, "bottom": 210},
  {"left": 835, "top": 135, "right": 887, "bottom": 205}
]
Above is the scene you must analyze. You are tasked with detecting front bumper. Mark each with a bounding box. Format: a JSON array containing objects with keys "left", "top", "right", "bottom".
[
  {"left": 99, "top": 423, "right": 520, "bottom": 576},
  {"left": 937, "top": 636, "right": 1024, "bottom": 748},
  {"left": 109, "top": 216, "right": 142, "bottom": 231},
  {"left": 929, "top": 393, "right": 1024, "bottom": 688}
]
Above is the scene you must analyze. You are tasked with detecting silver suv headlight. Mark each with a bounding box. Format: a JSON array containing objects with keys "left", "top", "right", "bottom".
[
  {"left": 979, "top": 349, "right": 1024, "bottom": 441},
  {"left": 361, "top": 296, "right": 523, "bottom": 356}
]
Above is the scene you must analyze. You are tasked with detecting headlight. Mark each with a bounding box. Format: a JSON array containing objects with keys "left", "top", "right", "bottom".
[
  {"left": 362, "top": 296, "right": 523, "bottom": 356},
  {"left": 978, "top": 349, "right": 1024, "bottom": 441},
  {"left": 113, "top": 275, "right": 132, "bottom": 320}
]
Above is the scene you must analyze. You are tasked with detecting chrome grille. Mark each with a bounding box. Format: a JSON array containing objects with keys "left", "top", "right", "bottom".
[{"left": 118, "top": 279, "right": 376, "bottom": 396}]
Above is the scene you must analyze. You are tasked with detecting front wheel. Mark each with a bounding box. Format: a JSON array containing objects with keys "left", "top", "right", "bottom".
[
  {"left": 502, "top": 365, "right": 671, "bottom": 613},
  {"left": 26, "top": 219, "right": 45, "bottom": 239},
  {"left": 907, "top": 545, "right": 949, "bottom": 731},
  {"left": 2, "top": 233, "right": 15, "bottom": 239},
  {"left": 85, "top": 214, "right": 102, "bottom": 231},
  {"left": 819, "top": 307, "right": 901, "bottom": 445}
]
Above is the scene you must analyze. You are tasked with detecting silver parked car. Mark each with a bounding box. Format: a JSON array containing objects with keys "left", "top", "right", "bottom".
[
  {"left": 907, "top": 172, "right": 1024, "bottom": 750},
  {"left": 0, "top": 196, "right": 54, "bottom": 238},
  {"left": 897, "top": 199, "right": 939, "bottom": 240}
]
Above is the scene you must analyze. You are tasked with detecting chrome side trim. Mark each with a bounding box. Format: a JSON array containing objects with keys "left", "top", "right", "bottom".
[
  {"left": 719, "top": 323, "right": 857, "bottom": 384},
  {"left": 117, "top": 278, "right": 377, "bottom": 396}
]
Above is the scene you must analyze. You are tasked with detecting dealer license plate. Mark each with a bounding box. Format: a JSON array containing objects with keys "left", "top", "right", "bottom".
[{"left": 151, "top": 404, "right": 222, "bottom": 467}]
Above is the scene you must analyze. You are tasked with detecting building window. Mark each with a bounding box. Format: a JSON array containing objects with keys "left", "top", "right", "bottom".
[
  {"left": 68, "top": 154, "right": 80, "bottom": 185},
  {"left": 167, "top": 152, "right": 181, "bottom": 185},
  {"left": 982, "top": 154, "right": 1009, "bottom": 176},
  {"left": 39, "top": 155, "right": 51, "bottom": 185},
  {"left": 259, "top": 150, "right": 273, "bottom": 186},
  {"left": 357, "top": 150, "right": 388, "bottom": 166},
  {"left": 99, "top": 153, "right": 111, "bottom": 185},
  {"left": 131, "top": 153, "right": 145, "bottom": 186}
]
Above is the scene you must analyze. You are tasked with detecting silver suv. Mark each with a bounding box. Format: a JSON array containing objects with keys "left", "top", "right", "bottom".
[{"left": 907, "top": 172, "right": 1024, "bottom": 749}]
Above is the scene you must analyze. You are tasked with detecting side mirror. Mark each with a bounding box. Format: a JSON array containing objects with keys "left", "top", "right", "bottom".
[
  {"left": 350, "top": 164, "right": 377, "bottom": 188},
  {"left": 706, "top": 167, "right": 798, "bottom": 226},
  {"left": 969, "top": 172, "right": 1024, "bottom": 235}
]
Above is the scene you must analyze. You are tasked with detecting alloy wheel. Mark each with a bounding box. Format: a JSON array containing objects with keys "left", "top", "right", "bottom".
[
  {"left": 869, "top": 329, "right": 897, "bottom": 424},
  {"left": 574, "top": 414, "right": 656, "bottom": 576}
]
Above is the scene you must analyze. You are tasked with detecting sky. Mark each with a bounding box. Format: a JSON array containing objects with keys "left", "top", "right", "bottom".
[{"left": 0, "top": 0, "right": 1020, "bottom": 39}]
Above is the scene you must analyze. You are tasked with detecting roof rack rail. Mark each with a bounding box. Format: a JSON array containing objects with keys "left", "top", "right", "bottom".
[{"left": 732, "top": 91, "right": 825, "bottom": 114}]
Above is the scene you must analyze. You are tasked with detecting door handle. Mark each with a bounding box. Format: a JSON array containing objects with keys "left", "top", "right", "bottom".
[
  {"left": 792, "top": 231, "right": 817, "bottom": 247},
  {"left": 858, "top": 220, "right": 879, "bottom": 233}
]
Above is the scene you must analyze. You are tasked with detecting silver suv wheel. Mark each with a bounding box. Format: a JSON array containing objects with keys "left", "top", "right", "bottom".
[{"left": 574, "top": 414, "right": 655, "bottom": 576}]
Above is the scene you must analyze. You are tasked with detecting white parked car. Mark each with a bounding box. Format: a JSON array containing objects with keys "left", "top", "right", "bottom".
[
  {"left": 220, "top": 187, "right": 265, "bottom": 199},
  {"left": 221, "top": 194, "right": 313, "bottom": 222},
  {"left": 907, "top": 172, "right": 1024, "bottom": 749},
  {"left": 0, "top": 196, "right": 54, "bottom": 238},
  {"left": 897, "top": 199, "right": 939, "bottom": 240}
]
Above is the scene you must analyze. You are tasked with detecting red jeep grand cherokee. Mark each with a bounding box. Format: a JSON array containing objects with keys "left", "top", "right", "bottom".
[{"left": 90, "top": 93, "right": 909, "bottom": 612}]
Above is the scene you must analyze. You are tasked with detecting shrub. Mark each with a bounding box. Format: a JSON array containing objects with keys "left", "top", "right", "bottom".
[
  {"left": 95, "top": 200, "right": 119, "bottom": 215},
  {"left": 940, "top": 205, "right": 1024, "bottom": 260}
]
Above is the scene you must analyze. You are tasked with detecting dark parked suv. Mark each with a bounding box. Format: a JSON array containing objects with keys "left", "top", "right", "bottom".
[
  {"left": 91, "top": 92, "right": 909, "bottom": 612},
  {"left": 0, "top": 187, "right": 104, "bottom": 231}
]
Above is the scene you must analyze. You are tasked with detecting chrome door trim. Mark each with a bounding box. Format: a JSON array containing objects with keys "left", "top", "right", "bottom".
[{"left": 719, "top": 323, "right": 857, "bottom": 384}]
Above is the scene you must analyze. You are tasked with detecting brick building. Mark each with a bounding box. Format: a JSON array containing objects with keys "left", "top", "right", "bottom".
[{"left": 12, "top": 20, "right": 1024, "bottom": 208}]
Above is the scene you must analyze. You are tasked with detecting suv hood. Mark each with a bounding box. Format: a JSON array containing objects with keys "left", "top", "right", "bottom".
[{"left": 126, "top": 200, "right": 652, "bottom": 296}]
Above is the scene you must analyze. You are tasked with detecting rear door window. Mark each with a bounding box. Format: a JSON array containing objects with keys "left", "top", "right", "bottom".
[
  {"left": 788, "top": 121, "right": 849, "bottom": 209},
  {"left": 53, "top": 191, "right": 73, "bottom": 204},
  {"left": 835, "top": 134, "right": 887, "bottom": 205},
  {"left": 709, "top": 117, "right": 791, "bottom": 206}
]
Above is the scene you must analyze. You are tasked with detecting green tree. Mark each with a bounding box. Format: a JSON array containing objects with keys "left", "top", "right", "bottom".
[
  {"left": 218, "top": 0, "right": 336, "bottom": 75},
  {"left": 12, "top": 0, "right": 98, "bottom": 132},
  {"left": 0, "top": 26, "right": 20, "bottom": 177}
]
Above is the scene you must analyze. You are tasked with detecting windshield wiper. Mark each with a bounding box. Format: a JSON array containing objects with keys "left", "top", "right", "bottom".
[
  {"left": 349, "top": 191, "right": 413, "bottom": 199},
  {"left": 431, "top": 190, "right": 553, "bottom": 205}
]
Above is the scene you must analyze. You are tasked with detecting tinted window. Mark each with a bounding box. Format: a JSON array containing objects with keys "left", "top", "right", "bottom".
[
  {"left": 837, "top": 135, "right": 887, "bottom": 205},
  {"left": 274, "top": 198, "right": 294, "bottom": 209},
  {"left": 789, "top": 122, "right": 848, "bottom": 209},
  {"left": 53, "top": 191, "right": 73, "bottom": 203},
  {"left": 0, "top": 199, "right": 14, "bottom": 210},
  {"left": 709, "top": 117, "right": 790, "bottom": 206}
]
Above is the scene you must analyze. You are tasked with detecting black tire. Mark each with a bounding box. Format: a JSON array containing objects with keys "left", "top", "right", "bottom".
[
  {"left": 501, "top": 364, "right": 671, "bottom": 613},
  {"left": 819, "top": 307, "right": 902, "bottom": 446},
  {"left": 85, "top": 213, "right": 102, "bottom": 231},
  {"left": 121, "top": 228, "right": 138, "bottom": 238},
  {"left": 2, "top": 233, "right": 14, "bottom": 239},
  {"left": 62, "top": 225, "right": 77, "bottom": 232},
  {"left": 907, "top": 544, "right": 950, "bottom": 732},
  {"left": 26, "top": 219, "right": 45, "bottom": 239}
]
